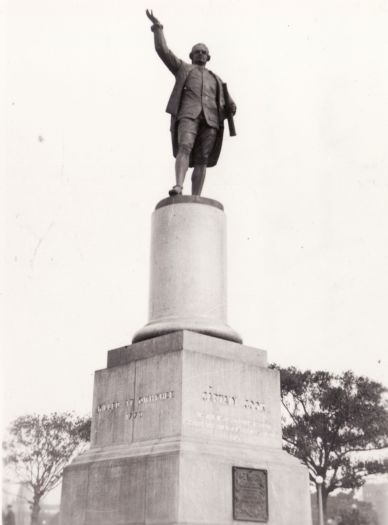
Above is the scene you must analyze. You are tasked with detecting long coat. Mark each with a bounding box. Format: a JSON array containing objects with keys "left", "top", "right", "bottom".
[{"left": 153, "top": 27, "right": 229, "bottom": 168}]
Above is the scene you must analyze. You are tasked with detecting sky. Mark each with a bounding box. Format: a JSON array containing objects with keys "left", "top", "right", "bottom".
[{"left": 2, "top": 0, "right": 388, "bottom": 430}]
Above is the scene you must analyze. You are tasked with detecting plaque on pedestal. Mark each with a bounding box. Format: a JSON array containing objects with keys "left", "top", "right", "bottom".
[{"left": 233, "top": 467, "right": 269, "bottom": 522}]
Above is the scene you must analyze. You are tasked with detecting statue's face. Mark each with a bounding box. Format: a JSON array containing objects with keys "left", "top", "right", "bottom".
[{"left": 190, "top": 44, "right": 210, "bottom": 65}]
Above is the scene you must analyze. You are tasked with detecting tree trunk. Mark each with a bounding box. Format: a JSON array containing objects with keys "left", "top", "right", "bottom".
[
  {"left": 30, "top": 495, "right": 41, "bottom": 525},
  {"left": 321, "top": 488, "right": 329, "bottom": 522}
]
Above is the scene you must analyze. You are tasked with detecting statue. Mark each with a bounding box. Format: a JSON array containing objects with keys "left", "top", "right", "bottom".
[{"left": 146, "top": 10, "right": 237, "bottom": 197}]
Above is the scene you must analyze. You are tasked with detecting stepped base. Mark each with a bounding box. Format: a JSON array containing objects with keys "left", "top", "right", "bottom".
[{"left": 61, "top": 437, "right": 311, "bottom": 525}]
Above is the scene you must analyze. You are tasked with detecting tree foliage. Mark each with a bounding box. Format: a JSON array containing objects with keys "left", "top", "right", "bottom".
[
  {"left": 3, "top": 412, "right": 91, "bottom": 525},
  {"left": 272, "top": 366, "right": 388, "bottom": 512}
]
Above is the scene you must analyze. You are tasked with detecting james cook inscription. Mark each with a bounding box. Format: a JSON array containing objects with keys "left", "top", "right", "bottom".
[
  {"left": 185, "top": 386, "right": 269, "bottom": 441},
  {"left": 202, "top": 386, "right": 265, "bottom": 411}
]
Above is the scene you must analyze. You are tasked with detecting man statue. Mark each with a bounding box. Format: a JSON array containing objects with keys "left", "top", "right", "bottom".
[{"left": 146, "top": 10, "right": 236, "bottom": 197}]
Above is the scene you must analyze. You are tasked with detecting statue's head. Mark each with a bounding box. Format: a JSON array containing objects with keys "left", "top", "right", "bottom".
[{"left": 189, "top": 43, "right": 210, "bottom": 65}]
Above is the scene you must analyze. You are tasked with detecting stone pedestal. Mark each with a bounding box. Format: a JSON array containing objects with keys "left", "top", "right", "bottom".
[
  {"left": 60, "top": 331, "right": 311, "bottom": 525},
  {"left": 132, "top": 197, "right": 241, "bottom": 344},
  {"left": 60, "top": 197, "right": 312, "bottom": 525}
]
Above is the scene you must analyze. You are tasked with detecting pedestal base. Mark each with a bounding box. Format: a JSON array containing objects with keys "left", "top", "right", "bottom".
[
  {"left": 60, "top": 332, "right": 311, "bottom": 525},
  {"left": 61, "top": 438, "right": 311, "bottom": 525}
]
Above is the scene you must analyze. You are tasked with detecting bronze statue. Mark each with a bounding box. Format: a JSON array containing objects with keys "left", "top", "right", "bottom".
[{"left": 146, "top": 10, "right": 236, "bottom": 197}]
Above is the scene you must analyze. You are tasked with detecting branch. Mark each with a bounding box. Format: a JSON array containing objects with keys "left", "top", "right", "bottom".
[
  {"left": 282, "top": 435, "right": 299, "bottom": 447},
  {"left": 327, "top": 464, "right": 340, "bottom": 492},
  {"left": 283, "top": 437, "right": 319, "bottom": 475},
  {"left": 281, "top": 399, "right": 300, "bottom": 427},
  {"left": 325, "top": 419, "right": 344, "bottom": 465},
  {"left": 343, "top": 446, "right": 387, "bottom": 454},
  {"left": 294, "top": 394, "right": 310, "bottom": 417},
  {"left": 40, "top": 459, "right": 67, "bottom": 494}
]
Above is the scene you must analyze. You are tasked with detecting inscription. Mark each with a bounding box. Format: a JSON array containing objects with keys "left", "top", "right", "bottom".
[
  {"left": 96, "top": 391, "right": 175, "bottom": 415},
  {"left": 125, "top": 411, "right": 143, "bottom": 420},
  {"left": 233, "top": 467, "right": 268, "bottom": 522},
  {"left": 202, "top": 386, "right": 237, "bottom": 406},
  {"left": 202, "top": 386, "right": 265, "bottom": 412},
  {"left": 244, "top": 399, "right": 266, "bottom": 412},
  {"left": 184, "top": 411, "right": 271, "bottom": 442},
  {"left": 138, "top": 390, "right": 175, "bottom": 404},
  {"left": 96, "top": 402, "right": 120, "bottom": 413}
]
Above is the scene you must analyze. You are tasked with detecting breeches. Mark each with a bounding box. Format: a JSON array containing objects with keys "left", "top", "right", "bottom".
[{"left": 177, "top": 114, "right": 218, "bottom": 166}]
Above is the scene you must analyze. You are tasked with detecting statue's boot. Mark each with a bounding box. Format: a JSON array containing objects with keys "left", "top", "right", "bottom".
[{"left": 169, "top": 185, "right": 183, "bottom": 196}]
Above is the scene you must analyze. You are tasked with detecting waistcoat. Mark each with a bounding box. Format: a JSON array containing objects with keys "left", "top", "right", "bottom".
[{"left": 177, "top": 66, "right": 219, "bottom": 128}]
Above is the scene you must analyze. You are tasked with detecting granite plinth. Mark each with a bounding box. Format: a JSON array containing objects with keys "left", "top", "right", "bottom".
[
  {"left": 60, "top": 332, "right": 312, "bottom": 525},
  {"left": 108, "top": 331, "right": 266, "bottom": 369}
]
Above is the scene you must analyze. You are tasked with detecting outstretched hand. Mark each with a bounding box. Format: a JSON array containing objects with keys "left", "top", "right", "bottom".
[{"left": 146, "top": 9, "right": 162, "bottom": 26}]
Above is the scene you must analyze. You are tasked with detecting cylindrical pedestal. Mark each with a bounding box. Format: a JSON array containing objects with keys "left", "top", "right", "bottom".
[{"left": 132, "top": 196, "right": 242, "bottom": 343}]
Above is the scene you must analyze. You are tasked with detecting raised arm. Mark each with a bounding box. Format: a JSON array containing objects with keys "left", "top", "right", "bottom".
[{"left": 146, "top": 10, "right": 182, "bottom": 75}]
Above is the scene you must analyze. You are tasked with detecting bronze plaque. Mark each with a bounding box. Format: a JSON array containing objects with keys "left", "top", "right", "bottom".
[{"left": 232, "top": 467, "right": 268, "bottom": 522}]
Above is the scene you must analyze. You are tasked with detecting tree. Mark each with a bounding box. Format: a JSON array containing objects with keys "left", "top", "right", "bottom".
[
  {"left": 3, "top": 412, "right": 91, "bottom": 525},
  {"left": 272, "top": 367, "right": 388, "bottom": 519}
]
